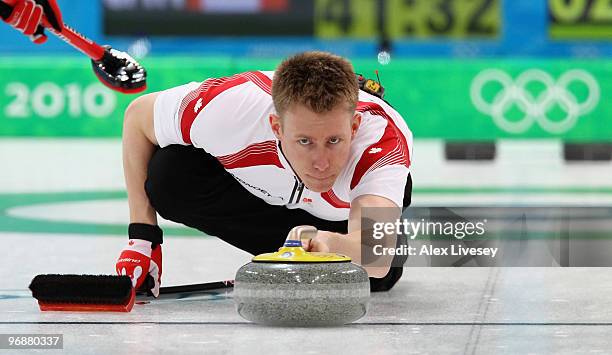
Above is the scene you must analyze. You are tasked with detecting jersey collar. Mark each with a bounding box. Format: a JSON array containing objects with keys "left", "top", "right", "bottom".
[{"left": 277, "top": 141, "right": 304, "bottom": 184}]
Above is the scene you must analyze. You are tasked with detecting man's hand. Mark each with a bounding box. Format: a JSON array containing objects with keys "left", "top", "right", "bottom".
[
  {"left": 1, "top": 0, "right": 63, "bottom": 44},
  {"left": 301, "top": 231, "right": 339, "bottom": 253},
  {"left": 116, "top": 239, "right": 162, "bottom": 297}
]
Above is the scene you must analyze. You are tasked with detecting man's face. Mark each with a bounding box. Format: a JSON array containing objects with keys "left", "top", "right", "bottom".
[{"left": 270, "top": 103, "right": 361, "bottom": 193}]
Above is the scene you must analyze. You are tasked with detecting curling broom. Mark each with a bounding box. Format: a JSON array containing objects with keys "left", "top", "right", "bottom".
[
  {"left": 0, "top": 0, "right": 146, "bottom": 94},
  {"left": 29, "top": 274, "right": 234, "bottom": 312}
]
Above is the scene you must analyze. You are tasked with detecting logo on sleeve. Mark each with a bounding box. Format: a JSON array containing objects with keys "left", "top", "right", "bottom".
[
  {"left": 369, "top": 147, "right": 382, "bottom": 154},
  {"left": 194, "top": 98, "right": 203, "bottom": 113}
]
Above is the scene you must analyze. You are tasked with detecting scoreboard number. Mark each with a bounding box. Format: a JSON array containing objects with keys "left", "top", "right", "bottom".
[
  {"left": 549, "top": 0, "right": 612, "bottom": 39},
  {"left": 315, "top": 0, "right": 500, "bottom": 39}
]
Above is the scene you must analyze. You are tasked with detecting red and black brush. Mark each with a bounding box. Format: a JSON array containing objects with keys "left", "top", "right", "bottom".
[
  {"left": 29, "top": 274, "right": 135, "bottom": 312},
  {"left": 29, "top": 274, "right": 235, "bottom": 312},
  {"left": 0, "top": 0, "right": 147, "bottom": 94}
]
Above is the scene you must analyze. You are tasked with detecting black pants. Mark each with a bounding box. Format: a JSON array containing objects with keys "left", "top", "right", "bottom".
[{"left": 145, "top": 145, "right": 412, "bottom": 292}]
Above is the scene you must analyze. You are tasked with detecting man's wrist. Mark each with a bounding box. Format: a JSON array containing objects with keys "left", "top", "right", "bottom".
[
  {"left": 317, "top": 231, "right": 344, "bottom": 252},
  {"left": 128, "top": 223, "right": 163, "bottom": 248}
]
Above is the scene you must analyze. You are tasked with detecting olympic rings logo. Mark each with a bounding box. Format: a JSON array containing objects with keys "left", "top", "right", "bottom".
[{"left": 470, "top": 69, "right": 600, "bottom": 134}]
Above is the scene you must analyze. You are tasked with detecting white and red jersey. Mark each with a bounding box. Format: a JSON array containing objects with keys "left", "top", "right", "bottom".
[{"left": 153, "top": 71, "right": 413, "bottom": 221}]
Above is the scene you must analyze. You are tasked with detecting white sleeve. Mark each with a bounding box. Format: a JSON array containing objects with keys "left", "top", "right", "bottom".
[
  {"left": 349, "top": 165, "right": 410, "bottom": 209},
  {"left": 153, "top": 82, "right": 200, "bottom": 148}
]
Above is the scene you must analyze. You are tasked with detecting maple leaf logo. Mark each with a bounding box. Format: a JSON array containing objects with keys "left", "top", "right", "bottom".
[{"left": 194, "top": 98, "right": 203, "bottom": 113}]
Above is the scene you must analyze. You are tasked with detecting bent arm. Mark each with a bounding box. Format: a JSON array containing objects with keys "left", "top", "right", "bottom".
[
  {"left": 317, "top": 194, "right": 400, "bottom": 278},
  {"left": 122, "top": 92, "right": 160, "bottom": 225}
]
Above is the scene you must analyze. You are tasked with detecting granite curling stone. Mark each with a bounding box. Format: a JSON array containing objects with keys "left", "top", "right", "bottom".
[{"left": 234, "top": 225, "right": 370, "bottom": 326}]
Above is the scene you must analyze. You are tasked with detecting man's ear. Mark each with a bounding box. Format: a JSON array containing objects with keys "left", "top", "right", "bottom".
[
  {"left": 351, "top": 112, "right": 362, "bottom": 138},
  {"left": 269, "top": 113, "right": 283, "bottom": 139}
]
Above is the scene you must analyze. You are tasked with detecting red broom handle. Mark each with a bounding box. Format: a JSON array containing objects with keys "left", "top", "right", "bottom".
[{"left": 3, "top": 0, "right": 106, "bottom": 60}]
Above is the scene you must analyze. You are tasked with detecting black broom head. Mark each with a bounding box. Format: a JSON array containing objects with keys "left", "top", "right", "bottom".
[{"left": 29, "top": 274, "right": 133, "bottom": 306}]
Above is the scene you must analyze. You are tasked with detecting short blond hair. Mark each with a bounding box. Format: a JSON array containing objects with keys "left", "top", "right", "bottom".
[{"left": 272, "top": 51, "right": 359, "bottom": 115}]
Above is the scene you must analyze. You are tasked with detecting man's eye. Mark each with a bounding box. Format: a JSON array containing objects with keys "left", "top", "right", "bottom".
[
  {"left": 298, "top": 138, "right": 311, "bottom": 145},
  {"left": 328, "top": 137, "right": 341, "bottom": 144}
]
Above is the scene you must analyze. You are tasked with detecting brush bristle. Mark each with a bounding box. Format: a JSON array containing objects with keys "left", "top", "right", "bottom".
[{"left": 29, "top": 274, "right": 133, "bottom": 305}]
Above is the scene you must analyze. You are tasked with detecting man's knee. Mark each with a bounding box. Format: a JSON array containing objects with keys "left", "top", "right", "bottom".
[
  {"left": 145, "top": 145, "right": 191, "bottom": 220},
  {"left": 370, "top": 266, "right": 403, "bottom": 292}
]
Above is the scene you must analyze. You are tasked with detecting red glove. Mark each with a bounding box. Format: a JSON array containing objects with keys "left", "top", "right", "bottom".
[
  {"left": 1, "top": 0, "right": 63, "bottom": 44},
  {"left": 116, "top": 239, "right": 162, "bottom": 297}
]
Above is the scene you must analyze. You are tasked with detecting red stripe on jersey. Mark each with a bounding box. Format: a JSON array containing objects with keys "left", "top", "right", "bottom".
[
  {"left": 216, "top": 140, "right": 283, "bottom": 169},
  {"left": 321, "top": 190, "right": 350, "bottom": 209},
  {"left": 178, "top": 71, "right": 272, "bottom": 144},
  {"left": 350, "top": 102, "right": 411, "bottom": 190},
  {"left": 243, "top": 71, "right": 273, "bottom": 94}
]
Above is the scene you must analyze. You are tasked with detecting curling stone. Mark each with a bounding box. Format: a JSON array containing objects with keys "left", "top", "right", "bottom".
[{"left": 234, "top": 226, "right": 370, "bottom": 326}]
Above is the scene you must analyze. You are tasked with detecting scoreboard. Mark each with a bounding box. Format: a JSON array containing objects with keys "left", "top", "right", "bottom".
[
  {"left": 103, "top": 0, "right": 501, "bottom": 38},
  {"left": 549, "top": 0, "right": 612, "bottom": 39},
  {"left": 316, "top": 0, "right": 500, "bottom": 39},
  {"left": 104, "top": 1, "right": 612, "bottom": 41}
]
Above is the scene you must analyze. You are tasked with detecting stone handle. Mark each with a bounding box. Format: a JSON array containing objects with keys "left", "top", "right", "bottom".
[{"left": 284, "top": 225, "right": 318, "bottom": 247}]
